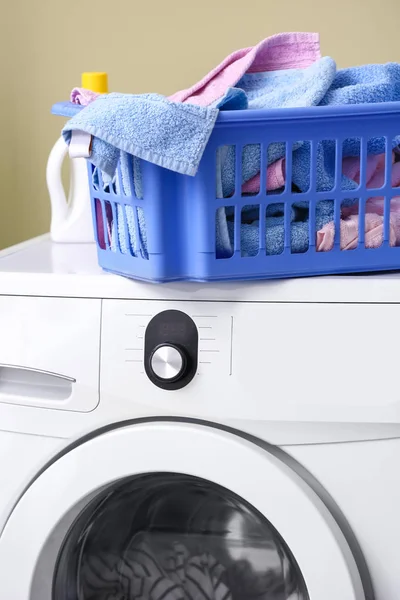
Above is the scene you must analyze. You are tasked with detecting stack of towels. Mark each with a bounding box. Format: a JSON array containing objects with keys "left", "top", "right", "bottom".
[{"left": 62, "top": 32, "right": 400, "bottom": 258}]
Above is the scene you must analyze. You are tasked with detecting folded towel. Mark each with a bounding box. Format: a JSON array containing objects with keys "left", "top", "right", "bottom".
[
  {"left": 63, "top": 93, "right": 219, "bottom": 178},
  {"left": 92, "top": 153, "right": 147, "bottom": 258},
  {"left": 115, "top": 154, "right": 147, "bottom": 258}
]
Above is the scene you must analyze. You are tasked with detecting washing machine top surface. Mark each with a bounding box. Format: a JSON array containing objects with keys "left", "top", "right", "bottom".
[{"left": 1, "top": 235, "right": 400, "bottom": 303}]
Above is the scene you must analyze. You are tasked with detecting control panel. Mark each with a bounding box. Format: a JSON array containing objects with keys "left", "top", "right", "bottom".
[
  {"left": 144, "top": 310, "right": 198, "bottom": 390},
  {"left": 100, "top": 300, "right": 232, "bottom": 394},
  {"left": 3, "top": 295, "right": 400, "bottom": 443}
]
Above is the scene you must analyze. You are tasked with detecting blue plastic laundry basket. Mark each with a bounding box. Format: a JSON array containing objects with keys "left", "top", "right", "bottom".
[{"left": 88, "top": 101, "right": 400, "bottom": 282}]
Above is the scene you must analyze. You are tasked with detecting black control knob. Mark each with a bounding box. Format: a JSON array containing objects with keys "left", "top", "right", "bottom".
[{"left": 144, "top": 310, "right": 198, "bottom": 390}]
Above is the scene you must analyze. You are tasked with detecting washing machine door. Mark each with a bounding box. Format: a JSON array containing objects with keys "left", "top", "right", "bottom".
[{"left": 0, "top": 421, "right": 367, "bottom": 600}]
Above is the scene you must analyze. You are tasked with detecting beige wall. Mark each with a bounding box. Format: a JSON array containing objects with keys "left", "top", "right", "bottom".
[{"left": 1, "top": 0, "right": 399, "bottom": 249}]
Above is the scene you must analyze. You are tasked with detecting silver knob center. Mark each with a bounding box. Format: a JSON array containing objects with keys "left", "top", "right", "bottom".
[{"left": 150, "top": 345, "right": 185, "bottom": 381}]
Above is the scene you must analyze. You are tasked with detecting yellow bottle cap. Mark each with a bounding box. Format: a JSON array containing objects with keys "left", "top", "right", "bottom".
[{"left": 81, "top": 72, "right": 108, "bottom": 94}]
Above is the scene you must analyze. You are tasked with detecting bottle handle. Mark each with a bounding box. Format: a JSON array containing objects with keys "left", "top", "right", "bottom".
[{"left": 46, "top": 136, "right": 69, "bottom": 232}]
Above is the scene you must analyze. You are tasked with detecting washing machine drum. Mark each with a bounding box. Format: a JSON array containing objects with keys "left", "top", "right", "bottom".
[
  {"left": 55, "top": 473, "right": 306, "bottom": 600},
  {"left": 0, "top": 421, "right": 368, "bottom": 600}
]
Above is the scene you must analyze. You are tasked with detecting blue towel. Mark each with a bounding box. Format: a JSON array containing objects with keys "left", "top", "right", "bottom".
[
  {"left": 219, "top": 142, "right": 298, "bottom": 199},
  {"left": 228, "top": 219, "right": 310, "bottom": 256},
  {"left": 63, "top": 93, "right": 219, "bottom": 178},
  {"left": 114, "top": 153, "right": 148, "bottom": 258},
  {"left": 220, "top": 61, "right": 400, "bottom": 199},
  {"left": 239, "top": 57, "right": 337, "bottom": 109},
  {"left": 215, "top": 57, "right": 337, "bottom": 257},
  {"left": 215, "top": 87, "right": 248, "bottom": 110},
  {"left": 52, "top": 101, "right": 82, "bottom": 118},
  {"left": 117, "top": 155, "right": 147, "bottom": 258},
  {"left": 321, "top": 63, "right": 400, "bottom": 108},
  {"left": 291, "top": 141, "right": 359, "bottom": 194},
  {"left": 218, "top": 57, "right": 337, "bottom": 198},
  {"left": 228, "top": 199, "right": 335, "bottom": 256},
  {"left": 92, "top": 153, "right": 148, "bottom": 258},
  {"left": 219, "top": 62, "right": 400, "bottom": 258},
  {"left": 290, "top": 64, "right": 400, "bottom": 194},
  {"left": 219, "top": 61, "right": 400, "bottom": 201},
  {"left": 225, "top": 63, "right": 400, "bottom": 197}
]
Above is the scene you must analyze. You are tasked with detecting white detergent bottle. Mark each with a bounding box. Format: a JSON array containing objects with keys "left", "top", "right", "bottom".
[{"left": 46, "top": 72, "right": 108, "bottom": 243}]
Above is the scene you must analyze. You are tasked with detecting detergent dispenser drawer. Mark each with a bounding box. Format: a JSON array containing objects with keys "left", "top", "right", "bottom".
[{"left": 0, "top": 296, "right": 101, "bottom": 411}]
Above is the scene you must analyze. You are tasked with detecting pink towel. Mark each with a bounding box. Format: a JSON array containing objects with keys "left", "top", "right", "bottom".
[
  {"left": 72, "top": 34, "right": 320, "bottom": 111},
  {"left": 241, "top": 159, "right": 286, "bottom": 194},
  {"left": 316, "top": 154, "right": 400, "bottom": 250},
  {"left": 244, "top": 150, "right": 400, "bottom": 196},
  {"left": 172, "top": 33, "right": 320, "bottom": 198},
  {"left": 243, "top": 159, "right": 288, "bottom": 194},
  {"left": 70, "top": 87, "right": 100, "bottom": 106},
  {"left": 317, "top": 213, "right": 397, "bottom": 251},
  {"left": 341, "top": 197, "right": 400, "bottom": 243},
  {"left": 341, "top": 152, "right": 399, "bottom": 188},
  {"left": 243, "top": 150, "right": 400, "bottom": 196},
  {"left": 72, "top": 35, "right": 321, "bottom": 205},
  {"left": 169, "top": 33, "right": 321, "bottom": 107},
  {"left": 341, "top": 153, "right": 387, "bottom": 186}
]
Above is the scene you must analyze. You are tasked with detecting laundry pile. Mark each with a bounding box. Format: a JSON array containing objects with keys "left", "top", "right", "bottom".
[
  {"left": 62, "top": 32, "right": 400, "bottom": 258},
  {"left": 80, "top": 539, "right": 232, "bottom": 600},
  {"left": 79, "top": 536, "right": 301, "bottom": 600},
  {"left": 227, "top": 151, "right": 400, "bottom": 258}
]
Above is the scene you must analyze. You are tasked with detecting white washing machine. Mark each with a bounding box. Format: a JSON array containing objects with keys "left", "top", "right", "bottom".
[{"left": 0, "top": 236, "right": 400, "bottom": 600}]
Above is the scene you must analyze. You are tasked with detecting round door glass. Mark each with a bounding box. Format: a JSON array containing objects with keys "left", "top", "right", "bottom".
[{"left": 53, "top": 474, "right": 309, "bottom": 600}]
